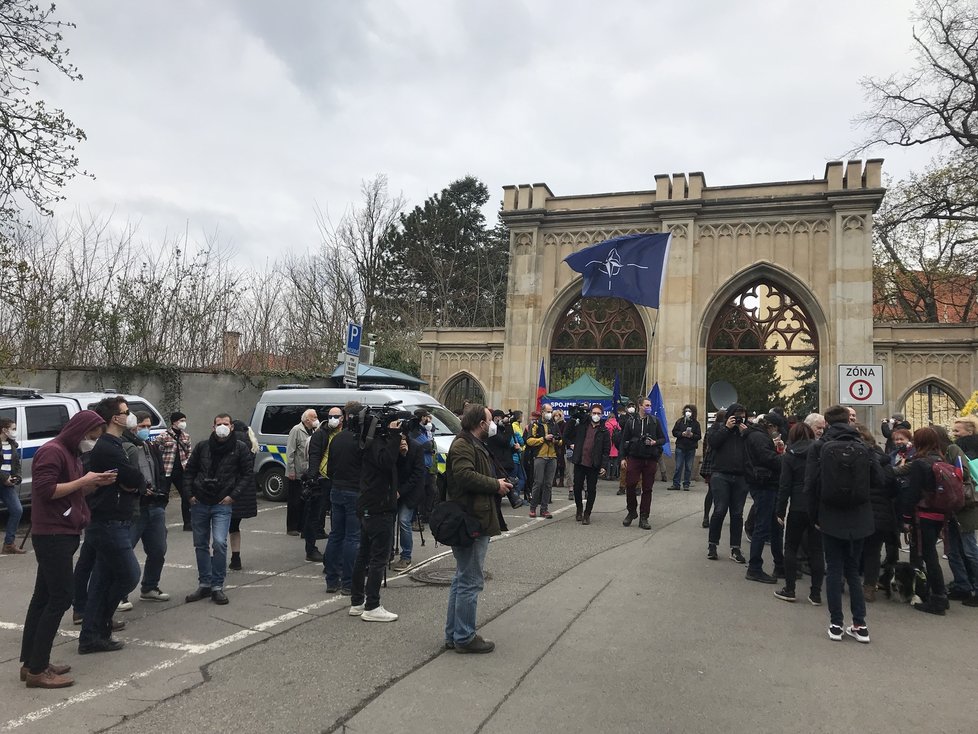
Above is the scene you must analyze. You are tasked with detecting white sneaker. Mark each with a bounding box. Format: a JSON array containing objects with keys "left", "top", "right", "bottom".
[
  {"left": 139, "top": 588, "right": 170, "bottom": 602},
  {"left": 845, "top": 625, "right": 870, "bottom": 644},
  {"left": 361, "top": 605, "right": 398, "bottom": 622},
  {"left": 348, "top": 604, "right": 365, "bottom": 616},
  {"left": 117, "top": 599, "right": 133, "bottom": 612}
]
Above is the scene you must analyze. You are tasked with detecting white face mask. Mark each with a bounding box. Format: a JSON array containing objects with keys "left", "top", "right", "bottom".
[
  {"left": 425, "top": 422, "right": 434, "bottom": 433},
  {"left": 176, "top": 421, "right": 187, "bottom": 431},
  {"left": 327, "top": 417, "right": 341, "bottom": 429},
  {"left": 79, "top": 439, "right": 97, "bottom": 453},
  {"left": 543, "top": 412, "right": 553, "bottom": 422},
  {"left": 4, "top": 427, "right": 16, "bottom": 440},
  {"left": 487, "top": 421, "right": 498, "bottom": 438},
  {"left": 311, "top": 419, "right": 320, "bottom": 430},
  {"left": 685, "top": 411, "right": 692, "bottom": 418},
  {"left": 627, "top": 407, "right": 635, "bottom": 414},
  {"left": 214, "top": 424, "right": 231, "bottom": 439},
  {"left": 125, "top": 413, "right": 138, "bottom": 429},
  {"left": 591, "top": 414, "right": 601, "bottom": 423}
]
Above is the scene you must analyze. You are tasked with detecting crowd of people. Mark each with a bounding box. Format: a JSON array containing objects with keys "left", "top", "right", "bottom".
[{"left": 8, "top": 389, "right": 978, "bottom": 688}]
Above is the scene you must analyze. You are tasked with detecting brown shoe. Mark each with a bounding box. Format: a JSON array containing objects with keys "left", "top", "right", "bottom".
[
  {"left": 25, "top": 669, "right": 74, "bottom": 689},
  {"left": 863, "top": 584, "right": 877, "bottom": 603},
  {"left": 20, "top": 663, "right": 71, "bottom": 682},
  {"left": 2, "top": 543, "right": 26, "bottom": 555}
]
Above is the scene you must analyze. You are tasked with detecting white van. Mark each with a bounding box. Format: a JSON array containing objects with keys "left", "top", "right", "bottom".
[
  {"left": 0, "top": 386, "right": 167, "bottom": 506},
  {"left": 249, "top": 386, "right": 460, "bottom": 500}
]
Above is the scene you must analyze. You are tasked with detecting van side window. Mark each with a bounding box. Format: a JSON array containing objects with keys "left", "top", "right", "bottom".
[
  {"left": 25, "top": 404, "right": 70, "bottom": 440},
  {"left": 126, "top": 401, "right": 162, "bottom": 425},
  {"left": 0, "top": 408, "right": 15, "bottom": 424},
  {"left": 261, "top": 406, "right": 306, "bottom": 436}
]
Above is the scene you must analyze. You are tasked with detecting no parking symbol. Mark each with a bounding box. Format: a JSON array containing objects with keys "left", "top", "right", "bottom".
[{"left": 838, "top": 364, "right": 884, "bottom": 406}]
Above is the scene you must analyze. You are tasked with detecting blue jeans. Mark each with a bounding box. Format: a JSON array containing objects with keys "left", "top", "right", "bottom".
[
  {"left": 946, "top": 520, "right": 978, "bottom": 594},
  {"left": 131, "top": 504, "right": 168, "bottom": 592},
  {"left": 397, "top": 503, "right": 415, "bottom": 561},
  {"left": 80, "top": 520, "right": 140, "bottom": 644},
  {"left": 324, "top": 488, "right": 360, "bottom": 590},
  {"left": 1, "top": 483, "right": 23, "bottom": 545},
  {"left": 708, "top": 472, "right": 748, "bottom": 548},
  {"left": 72, "top": 529, "right": 97, "bottom": 614},
  {"left": 445, "top": 535, "right": 490, "bottom": 645},
  {"left": 747, "top": 487, "right": 783, "bottom": 573},
  {"left": 191, "top": 502, "right": 232, "bottom": 590},
  {"left": 672, "top": 447, "right": 695, "bottom": 488},
  {"left": 823, "top": 533, "right": 867, "bottom": 627}
]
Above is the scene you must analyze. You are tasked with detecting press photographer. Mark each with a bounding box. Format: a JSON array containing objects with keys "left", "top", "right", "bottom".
[
  {"left": 124, "top": 412, "right": 170, "bottom": 602},
  {"left": 619, "top": 397, "right": 666, "bottom": 530},
  {"left": 348, "top": 403, "right": 412, "bottom": 622}
]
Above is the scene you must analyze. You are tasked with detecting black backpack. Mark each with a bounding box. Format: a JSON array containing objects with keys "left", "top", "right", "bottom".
[
  {"left": 819, "top": 434, "right": 871, "bottom": 508},
  {"left": 428, "top": 500, "right": 482, "bottom": 547}
]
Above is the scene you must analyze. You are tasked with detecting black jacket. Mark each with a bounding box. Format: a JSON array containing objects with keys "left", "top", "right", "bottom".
[
  {"left": 868, "top": 445, "right": 898, "bottom": 533},
  {"left": 744, "top": 424, "right": 781, "bottom": 487},
  {"left": 307, "top": 425, "right": 343, "bottom": 480},
  {"left": 397, "top": 441, "right": 426, "bottom": 510},
  {"left": 0, "top": 437, "right": 21, "bottom": 485},
  {"left": 88, "top": 432, "right": 146, "bottom": 521},
  {"left": 671, "top": 417, "right": 702, "bottom": 452},
  {"left": 804, "top": 423, "right": 877, "bottom": 540},
  {"left": 325, "top": 430, "right": 362, "bottom": 491},
  {"left": 708, "top": 422, "right": 748, "bottom": 475},
  {"left": 183, "top": 433, "right": 254, "bottom": 506},
  {"left": 121, "top": 432, "right": 167, "bottom": 507},
  {"left": 776, "top": 438, "right": 812, "bottom": 517},
  {"left": 570, "top": 419, "right": 611, "bottom": 468},
  {"left": 620, "top": 414, "right": 665, "bottom": 460},
  {"left": 357, "top": 435, "right": 401, "bottom": 516},
  {"left": 956, "top": 434, "right": 978, "bottom": 461},
  {"left": 486, "top": 424, "right": 515, "bottom": 473},
  {"left": 899, "top": 452, "right": 942, "bottom": 518}
]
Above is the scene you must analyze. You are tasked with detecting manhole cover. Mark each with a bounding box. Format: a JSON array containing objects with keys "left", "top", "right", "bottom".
[{"left": 410, "top": 567, "right": 493, "bottom": 586}]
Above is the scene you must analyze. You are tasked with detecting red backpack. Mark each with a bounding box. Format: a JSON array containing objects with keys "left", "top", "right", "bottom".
[{"left": 920, "top": 460, "right": 966, "bottom": 516}]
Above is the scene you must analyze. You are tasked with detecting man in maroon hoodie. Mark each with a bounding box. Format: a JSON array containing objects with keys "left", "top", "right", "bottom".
[{"left": 18, "top": 411, "right": 117, "bottom": 689}]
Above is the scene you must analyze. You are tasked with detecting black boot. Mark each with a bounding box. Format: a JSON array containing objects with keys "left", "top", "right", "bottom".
[
  {"left": 638, "top": 515, "right": 651, "bottom": 530},
  {"left": 622, "top": 510, "right": 638, "bottom": 527},
  {"left": 913, "top": 596, "right": 947, "bottom": 615}
]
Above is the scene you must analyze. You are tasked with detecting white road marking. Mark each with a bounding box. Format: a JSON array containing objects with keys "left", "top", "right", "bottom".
[
  {"left": 0, "top": 621, "right": 201, "bottom": 653},
  {"left": 163, "top": 562, "right": 323, "bottom": 580},
  {"left": 164, "top": 502, "right": 285, "bottom": 529},
  {"left": 1, "top": 500, "right": 574, "bottom": 731}
]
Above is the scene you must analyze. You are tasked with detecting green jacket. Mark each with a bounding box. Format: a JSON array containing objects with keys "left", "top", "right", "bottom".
[
  {"left": 947, "top": 444, "right": 978, "bottom": 532},
  {"left": 446, "top": 433, "right": 501, "bottom": 537}
]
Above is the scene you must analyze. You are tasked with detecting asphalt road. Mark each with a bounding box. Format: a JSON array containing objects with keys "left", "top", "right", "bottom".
[{"left": 2, "top": 480, "right": 976, "bottom": 733}]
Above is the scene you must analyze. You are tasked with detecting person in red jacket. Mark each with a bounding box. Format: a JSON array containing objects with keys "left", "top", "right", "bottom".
[{"left": 18, "top": 411, "right": 117, "bottom": 689}]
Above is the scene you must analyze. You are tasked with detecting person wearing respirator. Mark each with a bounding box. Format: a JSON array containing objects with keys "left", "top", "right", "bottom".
[
  {"left": 285, "top": 409, "right": 319, "bottom": 538},
  {"left": 155, "top": 412, "right": 193, "bottom": 531}
]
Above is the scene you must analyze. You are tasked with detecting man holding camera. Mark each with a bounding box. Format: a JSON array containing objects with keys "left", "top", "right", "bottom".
[
  {"left": 527, "top": 403, "right": 562, "bottom": 519},
  {"left": 348, "top": 410, "right": 404, "bottom": 622},
  {"left": 706, "top": 403, "right": 750, "bottom": 562},
  {"left": 126, "top": 412, "right": 170, "bottom": 602},
  {"left": 620, "top": 397, "right": 666, "bottom": 530},
  {"left": 183, "top": 414, "right": 253, "bottom": 606},
  {"left": 285, "top": 409, "right": 318, "bottom": 537}
]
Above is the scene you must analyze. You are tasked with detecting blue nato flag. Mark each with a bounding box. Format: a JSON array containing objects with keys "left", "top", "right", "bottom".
[{"left": 563, "top": 233, "right": 672, "bottom": 309}]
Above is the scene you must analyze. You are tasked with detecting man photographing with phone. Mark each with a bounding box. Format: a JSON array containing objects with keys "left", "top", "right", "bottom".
[{"left": 706, "top": 403, "right": 751, "bottom": 563}]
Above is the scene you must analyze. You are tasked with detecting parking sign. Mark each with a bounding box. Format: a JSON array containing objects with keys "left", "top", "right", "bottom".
[{"left": 346, "top": 322, "right": 362, "bottom": 356}]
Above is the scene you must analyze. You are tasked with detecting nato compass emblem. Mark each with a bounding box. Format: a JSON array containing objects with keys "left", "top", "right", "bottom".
[{"left": 587, "top": 248, "right": 649, "bottom": 287}]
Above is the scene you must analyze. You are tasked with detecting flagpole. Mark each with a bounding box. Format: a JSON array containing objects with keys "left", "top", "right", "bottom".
[{"left": 643, "top": 308, "right": 661, "bottom": 395}]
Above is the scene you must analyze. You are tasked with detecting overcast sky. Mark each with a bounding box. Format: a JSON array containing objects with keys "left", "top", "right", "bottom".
[{"left": 44, "top": 0, "right": 935, "bottom": 263}]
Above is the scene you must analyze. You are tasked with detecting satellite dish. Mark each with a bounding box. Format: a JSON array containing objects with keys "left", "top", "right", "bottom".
[{"left": 709, "top": 381, "right": 738, "bottom": 411}]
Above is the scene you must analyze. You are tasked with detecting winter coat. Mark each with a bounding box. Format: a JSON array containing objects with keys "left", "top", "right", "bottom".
[
  {"left": 605, "top": 416, "right": 621, "bottom": 458},
  {"left": 776, "top": 438, "right": 812, "bottom": 518},
  {"left": 446, "top": 432, "right": 501, "bottom": 537},
  {"left": 397, "top": 441, "right": 427, "bottom": 510},
  {"left": 486, "top": 423, "right": 516, "bottom": 473},
  {"left": 899, "top": 451, "right": 946, "bottom": 521},
  {"left": 671, "top": 416, "right": 702, "bottom": 452},
  {"left": 0, "top": 436, "right": 22, "bottom": 486},
  {"left": 526, "top": 419, "right": 563, "bottom": 459},
  {"left": 956, "top": 434, "right": 978, "bottom": 461},
  {"left": 744, "top": 424, "right": 781, "bottom": 487},
  {"left": 868, "top": 446, "right": 898, "bottom": 534},
  {"left": 88, "top": 432, "right": 147, "bottom": 522},
  {"left": 122, "top": 431, "right": 168, "bottom": 508},
  {"left": 805, "top": 422, "right": 876, "bottom": 540},
  {"left": 285, "top": 422, "right": 314, "bottom": 477},
  {"left": 325, "top": 430, "right": 362, "bottom": 492},
  {"left": 30, "top": 410, "right": 105, "bottom": 535},
  {"left": 357, "top": 434, "right": 400, "bottom": 516},
  {"left": 307, "top": 425, "right": 343, "bottom": 480},
  {"left": 570, "top": 419, "right": 611, "bottom": 469},
  {"left": 620, "top": 414, "right": 666, "bottom": 460},
  {"left": 947, "top": 443, "right": 978, "bottom": 532},
  {"left": 183, "top": 433, "right": 254, "bottom": 507},
  {"left": 708, "top": 422, "right": 748, "bottom": 475},
  {"left": 155, "top": 426, "right": 192, "bottom": 477}
]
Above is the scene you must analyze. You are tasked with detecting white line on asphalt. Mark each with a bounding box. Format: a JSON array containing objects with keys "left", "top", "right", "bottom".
[
  {"left": 164, "top": 503, "right": 285, "bottom": 529},
  {"left": 0, "top": 621, "right": 201, "bottom": 653},
  {"left": 162, "top": 562, "right": 323, "bottom": 580},
  {"left": 1, "top": 499, "right": 575, "bottom": 731}
]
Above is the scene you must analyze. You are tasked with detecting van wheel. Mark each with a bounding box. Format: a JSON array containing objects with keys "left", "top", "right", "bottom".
[{"left": 260, "top": 465, "right": 287, "bottom": 502}]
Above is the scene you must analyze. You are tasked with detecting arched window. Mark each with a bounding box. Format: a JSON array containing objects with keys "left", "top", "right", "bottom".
[
  {"left": 550, "top": 296, "right": 647, "bottom": 401},
  {"left": 441, "top": 373, "right": 485, "bottom": 414},
  {"left": 902, "top": 382, "right": 961, "bottom": 429},
  {"left": 707, "top": 279, "right": 819, "bottom": 415}
]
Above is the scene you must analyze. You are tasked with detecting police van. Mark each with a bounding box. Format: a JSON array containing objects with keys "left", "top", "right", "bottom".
[
  {"left": 0, "top": 386, "right": 167, "bottom": 507},
  {"left": 250, "top": 386, "right": 460, "bottom": 501}
]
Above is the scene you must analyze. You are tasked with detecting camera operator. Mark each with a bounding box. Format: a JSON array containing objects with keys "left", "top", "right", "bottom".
[
  {"left": 125, "top": 412, "right": 170, "bottom": 603},
  {"left": 391, "top": 429, "right": 426, "bottom": 572},
  {"left": 322, "top": 401, "right": 364, "bottom": 593},
  {"left": 285, "top": 409, "right": 318, "bottom": 537},
  {"left": 527, "top": 403, "right": 563, "bottom": 519},
  {"left": 305, "top": 407, "right": 344, "bottom": 563},
  {"left": 487, "top": 410, "right": 524, "bottom": 511},
  {"left": 182, "top": 414, "right": 253, "bottom": 606},
  {"left": 619, "top": 397, "right": 666, "bottom": 530},
  {"left": 348, "top": 409, "right": 405, "bottom": 622}
]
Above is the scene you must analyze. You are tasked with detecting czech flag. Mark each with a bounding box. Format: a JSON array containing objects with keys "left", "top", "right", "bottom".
[{"left": 536, "top": 360, "right": 547, "bottom": 413}]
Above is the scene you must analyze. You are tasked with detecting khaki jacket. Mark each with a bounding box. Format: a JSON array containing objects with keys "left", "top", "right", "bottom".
[{"left": 446, "top": 433, "right": 501, "bottom": 537}]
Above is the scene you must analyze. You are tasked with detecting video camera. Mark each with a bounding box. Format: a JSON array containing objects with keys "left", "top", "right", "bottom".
[
  {"left": 568, "top": 403, "right": 590, "bottom": 423},
  {"left": 358, "top": 400, "right": 414, "bottom": 449}
]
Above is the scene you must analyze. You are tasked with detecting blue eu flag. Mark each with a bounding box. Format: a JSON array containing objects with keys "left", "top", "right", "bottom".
[
  {"left": 649, "top": 383, "right": 672, "bottom": 458},
  {"left": 563, "top": 233, "right": 672, "bottom": 309}
]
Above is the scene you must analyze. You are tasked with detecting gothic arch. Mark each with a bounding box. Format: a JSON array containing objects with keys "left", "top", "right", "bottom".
[
  {"left": 895, "top": 375, "right": 966, "bottom": 415},
  {"left": 439, "top": 371, "right": 487, "bottom": 413},
  {"left": 698, "top": 262, "right": 827, "bottom": 352}
]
